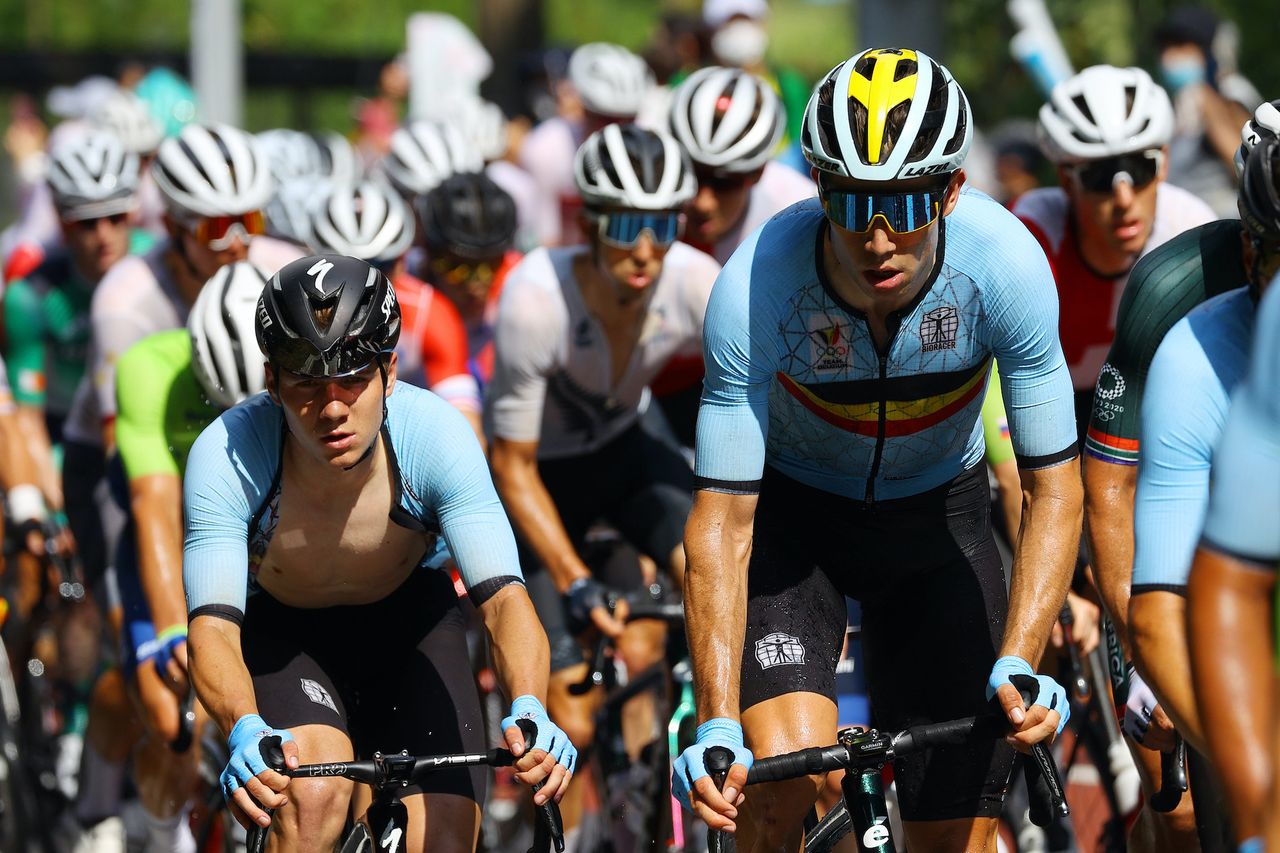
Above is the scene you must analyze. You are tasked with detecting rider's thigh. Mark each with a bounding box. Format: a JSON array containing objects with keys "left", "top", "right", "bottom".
[
  {"left": 738, "top": 692, "right": 837, "bottom": 852},
  {"left": 548, "top": 663, "right": 600, "bottom": 748},
  {"left": 901, "top": 816, "right": 999, "bottom": 852},
  {"left": 87, "top": 667, "right": 142, "bottom": 761},
  {"left": 269, "top": 724, "right": 354, "bottom": 852},
  {"left": 400, "top": 792, "right": 481, "bottom": 853}
]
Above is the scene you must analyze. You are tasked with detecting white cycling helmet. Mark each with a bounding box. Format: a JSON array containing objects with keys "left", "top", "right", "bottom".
[
  {"left": 1236, "top": 99, "right": 1280, "bottom": 178},
  {"left": 568, "top": 43, "right": 654, "bottom": 119},
  {"left": 152, "top": 123, "right": 273, "bottom": 219},
  {"left": 450, "top": 97, "right": 509, "bottom": 163},
  {"left": 802, "top": 48, "right": 972, "bottom": 182},
  {"left": 264, "top": 177, "right": 319, "bottom": 248},
  {"left": 1038, "top": 66, "right": 1173, "bottom": 164},
  {"left": 47, "top": 130, "right": 140, "bottom": 221},
  {"left": 92, "top": 91, "right": 163, "bottom": 155},
  {"left": 189, "top": 261, "right": 269, "bottom": 409},
  {"left": 381, "top": 120, "right": 483, "bottom": 198},
  {"left": 574, "top": 123, "right": 696, "bottom": 210},
  {"left": 312, "top": 131, "right": 360, "bottom": 187},
  {"left": 669, "top": 66, "right": 783, "bottom": 174},
  {"left": 257, "top": 129, "right": 323, "bottom": 183},
  {"left": 309, "top": 181, "right": 414, "bottom": 264}
]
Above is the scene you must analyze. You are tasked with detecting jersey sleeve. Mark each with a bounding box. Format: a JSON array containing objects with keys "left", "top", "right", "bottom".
[
  {"left": 1200, "top": 283, "right": 1280, "bottom": 567},
  {"left": 1084, "top": 227, "right": 1229, "bottom": 465},
  {"left": 693, "top": 231, "right": 782, "bottom": 492},
  {"left": 3, "top": 281, "right": 46, "bottom": 406},
  {"left": 115, "top": 335, "right": 181, "bottom": 480},
  {"left": 418, "top": 290, "right": 481, "bottom": 413},
  {"left": 983, "top": 224, "right": 1079, "bottom": 469},
  {"left": 400, "top": 390, "right": 523, "bottom": 602},
  {"left": 182, "top": 403, "right": 280, "bottom": 623},
  {"left": 1131, "top": 320, "right": 1225, "bottom": 593},
  {"left": 484, "top": 262, "right": 561, "bottom": 443}
]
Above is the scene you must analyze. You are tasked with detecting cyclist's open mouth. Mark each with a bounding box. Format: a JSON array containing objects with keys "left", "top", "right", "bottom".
[
  {"left": 863, "top": 267, "right": 904, "bottom": 290},
  {"left": 320, "top": 431, "right": 356, "bottom": 450}
]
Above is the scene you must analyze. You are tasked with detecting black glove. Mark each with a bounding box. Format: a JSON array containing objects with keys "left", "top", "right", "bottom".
[{"left": 563, "top": 577, "right": 609, "bottom": 634}]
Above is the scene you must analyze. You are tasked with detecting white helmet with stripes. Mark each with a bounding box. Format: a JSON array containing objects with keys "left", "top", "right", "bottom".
[
  {"left": 380, "top": 120, "right": 483, "bottom": 198},
  {"left": 152, "top": 123, "right": 273, "bottom": 218},
  {"left": 569, "top": 42, "right": 654, "bottom": 118},
  {"left": 1038, "top": 66, "right": 1173, "bottom": 164},
  {"left": 47, "top": 130, "right": 140, "bottom": 221},
  {"left": 669, "top": 66, "right": 783, "bottom": 174},
  {"left": 574, "top": 123, "right": 696, "bottom": 210},
  {"left": 309, "top": 181, "right": 414, "bottom": 264},
  {"left": 189, "top": 261, "right": 269, "bottom": 409},
  {"left": 92, "top": 91, "right": 163, "bottom": 155}
]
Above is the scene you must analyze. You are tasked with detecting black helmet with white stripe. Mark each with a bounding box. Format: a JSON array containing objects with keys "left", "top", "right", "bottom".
[
  {"left": 574, "top": 123, "right": 696, "bottom": 211},
  {"left": 47, "top": 130, "right": 140, "bottom": 221},
  {"left": 1239, "top": 132, "right": 1280, "bottom": 243},
  {"left": 152, "top": 123, "right": 273, "bottom": 219},
  {"left": 669, "top": 66, "right": 783, "bottom": 175},
  {"left": 256, "top": 254, "right": 400, "bottom": 378},
  {"left": 310, "top": 181, "right": 415, "bottom": 265}
]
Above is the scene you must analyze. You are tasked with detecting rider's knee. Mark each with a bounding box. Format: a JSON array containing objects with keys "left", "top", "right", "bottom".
[
  {"left": 615, "top": 622, "right": 664, "bottom": 674},
  {"left": 277, "top": 777, "right": 352, "bottom": 843},
  {"left": 740, "top": 776, "right": 821, "bottom": 849}
]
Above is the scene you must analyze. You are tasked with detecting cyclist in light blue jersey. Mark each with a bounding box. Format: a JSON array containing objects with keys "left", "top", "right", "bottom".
[
  {"left": 675, "top": 48, "right": 1083, "bottom": 852},
  {"left": 1187, "top": 130, "right": 1280, "bottom": 853},
  {"left": 183, "top": 255, "right": 575, "bottom": 851}
]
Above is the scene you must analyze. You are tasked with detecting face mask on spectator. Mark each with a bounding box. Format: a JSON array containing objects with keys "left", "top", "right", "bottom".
[
  {"left": 712, "top": 19, "right": 769, "bottom": 67},
  {"left": 1160, "top": 55, "right": 1206, "bottom": 92}
]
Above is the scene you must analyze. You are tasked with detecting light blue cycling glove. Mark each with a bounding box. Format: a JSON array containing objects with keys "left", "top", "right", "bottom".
[
  {"left": 220, "top": 713, "right": 294, "bottom": 800},
  {"left": 986, "top": 655, "right": 1070, "bottom": 734},
  {"left": 502, "top": 695, "right": 578, "bottom": 775},
  {"left": 672, "top": 718, "right": 755, "bottom": 812},
  {"left": 1238, "top": 838, "right": 1264, "bottom": 853}
]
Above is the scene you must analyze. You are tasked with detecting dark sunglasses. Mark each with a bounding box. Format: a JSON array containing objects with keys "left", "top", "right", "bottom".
[
  {"left": 818, "top": 182, "right": 949, "bottom": 235},
  {"left": 594, "top": 211, "right": 684, "bottom": 249},
  {"left": 73, "top": 212, "right": 129, "bottom": 230},
  {"left": 1070, "top": 151, "right": 1162, "bottom": 193}
]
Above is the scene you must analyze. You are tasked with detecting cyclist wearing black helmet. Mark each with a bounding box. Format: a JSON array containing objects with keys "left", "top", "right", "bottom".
[
  {"left": 419, "top": 172, "right": 522, "bottom": 389},
  {"left": 182, "top": 254, "right": 575, "bottom": 850}
]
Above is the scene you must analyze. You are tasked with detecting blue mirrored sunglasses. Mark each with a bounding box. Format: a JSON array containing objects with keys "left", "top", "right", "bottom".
[
  {"left": 596, "top": 211, "right": 683, "bottom": 249},
  {"left": 819, "top": 185, "right": 947, "bottom": 235}
]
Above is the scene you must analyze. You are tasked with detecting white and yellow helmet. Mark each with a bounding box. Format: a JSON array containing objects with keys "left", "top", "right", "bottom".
[{"left": 802, "top": 47, "right": 972, "bottom": 182}]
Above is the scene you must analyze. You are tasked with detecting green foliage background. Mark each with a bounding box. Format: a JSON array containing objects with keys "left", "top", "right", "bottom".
[{"left": 0, "top": 0, "right": 1275, "bottom": 132}]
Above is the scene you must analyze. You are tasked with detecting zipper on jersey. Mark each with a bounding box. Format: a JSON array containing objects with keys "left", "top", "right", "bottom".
[{"left": 864, "top": 350, "right": 888, "bottom": 503}]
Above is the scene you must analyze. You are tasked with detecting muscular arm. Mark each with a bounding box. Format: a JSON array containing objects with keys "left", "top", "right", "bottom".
[
  {"left": 1083, "top": 459, "right": 1136, "bottom": 655},
  {"left": 188, "top": 615, "right": 258, "bottom": 735},
  {"left": 489, "top": 437, "right": 591, "bottom": 593},
  {"left": 481, "top": 584, "right": 550, "bottom": 703},
  {"left": 1130, "top": 592, "right": 1205, "bottom": 752},
  {"left": 131, "top": 473, "right": 188, "bottom": 634},
  {"left": 1001, "top": 459, "right": 1083, "bottom": 666},
  {"left": 684, "top": 489, "right": 758, "bottom": 722},
  {"left": 1187, "top": 549, "right": 1272, "bottom": 840},
  {"left": 15, "top": 406, "right": 62, "bottom": 509},
  {"left": 1199, "top": 86, "right": 1253, "bottom": 169}
]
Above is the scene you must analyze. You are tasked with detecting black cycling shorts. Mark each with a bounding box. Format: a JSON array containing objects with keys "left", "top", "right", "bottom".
[
  {"left": 241, "top": 570, "right": 487, "bottom": 801},
  {"left": 740, "top": 466, "right": 1012, "bottom": 821},
  {"left": 520, "top": 418, "right": 693, "bottom": 672}
]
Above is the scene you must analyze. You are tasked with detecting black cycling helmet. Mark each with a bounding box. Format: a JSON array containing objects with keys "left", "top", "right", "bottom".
[
  {"left": 419, "top": 172, "right": 517, "bottom": 260},
  {"left": 256, "top": 254, "right": 401, "bottom": 378},
  {"left": 1239, "top": 132, "right": 1280, "bottom": 243}
]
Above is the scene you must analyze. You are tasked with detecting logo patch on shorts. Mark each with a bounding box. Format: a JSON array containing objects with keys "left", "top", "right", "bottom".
[
  {"left": 755, "top": 633, "right": 806, "bottom": 669},
  {"left": 300, "top": 678, "right": 338, "bottom": 714}
]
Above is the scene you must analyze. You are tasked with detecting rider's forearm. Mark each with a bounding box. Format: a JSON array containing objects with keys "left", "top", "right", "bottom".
[
  {"left": 1199, "top": 88, "right": 1252, "bottom": 168},
  {"left": 490, "top": 442, "right": 590, "bottom": 592},
  {"left": 1001, "top": 460, "right": 1083, "bottom": 665},
  {"left": 189, "top": 615, "right": 259, "bottom": 736},
  {"left": 1129, "top": 592, "right": 1207, "bottom": 753},
  {"left": 1083, "top": 457, "right": 1136, "bottom": 656},
  {"left": 993, "top": 458, "right": 1023, "bottom": 540},
  {"left": 482, "top": 584, "right": 550, "bottom": 704},
  {"left": 132, "top": 474, "right": 189, "bottom": 632},
  {"left": 1187, "top": 549, "right": 1273, "bottom": 841},
  {"left": 684, "top": 491, "right": 756, "bottom": 722},
  {"left": 16, "top": 405, "right": 62, "bottom": 509}
]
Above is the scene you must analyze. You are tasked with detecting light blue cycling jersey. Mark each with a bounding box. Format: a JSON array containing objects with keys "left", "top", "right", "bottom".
[
  {"left": 1132, "top": 288, "right": 1253, "bottom": 593},
  {"left": 1201, "top": 273, "right": 1280, "bottom": 566},
  {"left": 695, "top": 190, "right": 1078, "bottom": 501},
  {"left": 183, "top": 382, "right": 522, "bottom": 623}
]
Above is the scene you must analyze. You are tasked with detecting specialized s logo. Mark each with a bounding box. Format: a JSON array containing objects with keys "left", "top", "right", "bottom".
[
  {"left": 807, "top": 314, "right": 850, "bottom": 371},
  {"left": 920, "top": 305, "right": 958, "bottom": 352},
  {"left": 755, "top": 633, "right": 805, "bottom": 669},
  {"left": 307, "top": 259, "right": 334, "bottom": 294},
  {"left": 380, "top": 286, "right": 397, "bottom": 322}
]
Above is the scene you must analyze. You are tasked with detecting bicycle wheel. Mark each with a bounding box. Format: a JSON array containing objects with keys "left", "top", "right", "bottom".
[{"left": 0, "top": 638, "right": 32, "bottom": 851}]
